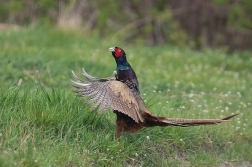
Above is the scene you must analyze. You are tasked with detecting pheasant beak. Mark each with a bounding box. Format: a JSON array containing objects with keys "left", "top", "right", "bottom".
[{"left": 109, "top": 47, "right": 115, "bottom": 52}]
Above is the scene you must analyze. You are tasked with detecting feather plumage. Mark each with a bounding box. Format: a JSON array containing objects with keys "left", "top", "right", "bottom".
[{"left": 71, "top": 70, "right": 143, "bottom": 123}]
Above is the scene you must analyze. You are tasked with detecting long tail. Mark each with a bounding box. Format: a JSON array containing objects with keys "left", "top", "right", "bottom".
[{"left": 144, "top": 113, "right": 240, "bottom": 127}]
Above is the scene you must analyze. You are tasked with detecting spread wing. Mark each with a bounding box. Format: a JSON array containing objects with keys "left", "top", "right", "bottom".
[{"left": 71, "top": 69, "right": 143, "bottom": 123}]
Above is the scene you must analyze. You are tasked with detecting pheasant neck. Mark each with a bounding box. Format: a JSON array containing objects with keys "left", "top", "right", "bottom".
[{"left": 115, "top": 56, "right": 131, "bottom": 70}]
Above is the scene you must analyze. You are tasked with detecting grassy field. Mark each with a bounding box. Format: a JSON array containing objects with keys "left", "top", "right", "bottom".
[{"left": 0, "top": 25, "right": 251, "bottom": 167}]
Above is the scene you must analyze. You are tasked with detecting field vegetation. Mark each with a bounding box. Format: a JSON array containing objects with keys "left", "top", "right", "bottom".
[{"left": 0, "top": 26, "right": 251, "bottom": 166}]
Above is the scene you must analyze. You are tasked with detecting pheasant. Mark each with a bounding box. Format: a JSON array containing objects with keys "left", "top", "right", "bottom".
[{"left": 71, "top": 46, "right": 239, "bottom": 138}]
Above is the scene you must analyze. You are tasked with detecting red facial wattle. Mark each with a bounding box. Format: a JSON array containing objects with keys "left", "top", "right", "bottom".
[{"left": 114, "top": 47, "right": 122, "bottom": 57}]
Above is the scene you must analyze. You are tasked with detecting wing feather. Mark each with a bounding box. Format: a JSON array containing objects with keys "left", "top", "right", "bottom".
[
  {"left": 71, "top": 70, "right": 143, "bottom": 123},
  {"left": 90, "top": 83, "right": 107, "bottom": 111}
]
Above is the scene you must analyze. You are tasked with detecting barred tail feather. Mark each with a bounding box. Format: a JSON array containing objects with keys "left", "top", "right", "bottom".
[
  {"left": 144, "top": 113, "right": 240, "bottom": 127},
  {"left": 221, "top": 113, "right": 240, "bottom": 120}
]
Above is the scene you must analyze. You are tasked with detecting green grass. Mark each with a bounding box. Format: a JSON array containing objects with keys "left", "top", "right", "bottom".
[{"left": 0, "top": 25, "right": 251, "bottom": 166}]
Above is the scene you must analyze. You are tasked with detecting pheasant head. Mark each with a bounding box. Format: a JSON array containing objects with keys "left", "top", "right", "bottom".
[
  {"left": 109, "top": 46, "right": 125, "bottom": 58},
  {"left": 109, "top": 47, "right": 129, "bottom": 69}
]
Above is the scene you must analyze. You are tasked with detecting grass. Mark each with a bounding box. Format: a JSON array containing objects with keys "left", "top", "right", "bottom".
[{"left": 0, "top": 25, "right": 251, "bottom": 166}]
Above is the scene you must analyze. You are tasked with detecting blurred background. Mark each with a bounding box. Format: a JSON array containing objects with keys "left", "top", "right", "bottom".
[{"left": 1, "top": 0, "right": 252, "bottom": 51}]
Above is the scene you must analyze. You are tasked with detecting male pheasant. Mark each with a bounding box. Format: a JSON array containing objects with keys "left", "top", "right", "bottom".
[{"left": 71, "top": 46, "right": 239, "bottom": 138}]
